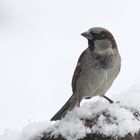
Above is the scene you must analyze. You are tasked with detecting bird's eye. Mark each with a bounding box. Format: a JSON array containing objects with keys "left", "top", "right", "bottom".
[{"left": 96, "top": 34, "right": 102, "bottom": 39}]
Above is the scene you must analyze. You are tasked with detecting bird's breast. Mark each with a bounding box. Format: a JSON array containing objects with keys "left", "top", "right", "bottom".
[{"left": 76, "top": 59, "right": 120, "bottom": 98}]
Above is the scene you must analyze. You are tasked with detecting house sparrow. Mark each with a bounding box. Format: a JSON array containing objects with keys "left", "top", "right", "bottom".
[{"left": 51, "top": 27, "right": 121, "bottom": 121}]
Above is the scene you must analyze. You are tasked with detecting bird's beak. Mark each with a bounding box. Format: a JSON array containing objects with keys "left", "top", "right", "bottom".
[{"left": 81, "top": 31, "right": 92, "bottom": 40}]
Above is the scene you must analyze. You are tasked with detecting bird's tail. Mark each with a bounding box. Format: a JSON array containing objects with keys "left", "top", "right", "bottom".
[{"left": 51, "top": 94, "right": 80, "bottom": 121}]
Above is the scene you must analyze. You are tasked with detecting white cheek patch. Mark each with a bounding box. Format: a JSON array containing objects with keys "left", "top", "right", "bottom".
[
  {"left": 95, "top": 39, "right": 112, "bottom": 48},
  {"left": 94, "top": 39, "right": 113, "bottom": 54}
]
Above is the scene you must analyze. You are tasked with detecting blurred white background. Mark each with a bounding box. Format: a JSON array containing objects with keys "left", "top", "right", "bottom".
[{"left": 0, "top": 0, "right": 140, "bottom": 134}]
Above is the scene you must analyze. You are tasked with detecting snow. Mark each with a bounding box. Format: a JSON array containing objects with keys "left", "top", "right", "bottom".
[
  {"left": 47, "top": 112, "right": 91, "bottom": 140},
  {"left": 46, "top": 101, "right": 140, "bottom": 140},
  {"left": 1, "top": 84, "right": 140, "bottom": 140},
  {"left": 90, "top": 103, "right": 140, "bottom": 137}
]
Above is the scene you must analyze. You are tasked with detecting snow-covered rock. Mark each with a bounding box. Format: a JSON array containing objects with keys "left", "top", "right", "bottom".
[
  {"left": 42, "top": 102, "right": 140, "bottom": 140},
  {"left": 42, "top": 85, "right": 140, "bottom": 140}
]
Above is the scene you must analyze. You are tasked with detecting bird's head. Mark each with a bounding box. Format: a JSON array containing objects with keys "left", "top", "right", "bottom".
[{"left": 81, "top": 27, "right": 118, "bottom": 55}]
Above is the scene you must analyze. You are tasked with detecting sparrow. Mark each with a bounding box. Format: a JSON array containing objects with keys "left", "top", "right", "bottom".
[{"left": 51, "top": 27, "right": 121, "bottom": 121}]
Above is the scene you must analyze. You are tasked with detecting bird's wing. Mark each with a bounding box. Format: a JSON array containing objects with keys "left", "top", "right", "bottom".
[{"left": 71, "top": 50, "right": 87, "bottom": 92}]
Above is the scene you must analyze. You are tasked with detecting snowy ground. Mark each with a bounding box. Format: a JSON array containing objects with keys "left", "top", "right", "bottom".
[{"left": 1, "top": 84, "right": 140, "bottom": 140}]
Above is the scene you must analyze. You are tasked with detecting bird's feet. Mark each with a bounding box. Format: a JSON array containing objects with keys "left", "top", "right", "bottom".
[
  {"left": 103, "top": 95, "right": 114, "bottom": 104},
  {"left": 103, "top": 95, "right": 120, "bottom": 104}
]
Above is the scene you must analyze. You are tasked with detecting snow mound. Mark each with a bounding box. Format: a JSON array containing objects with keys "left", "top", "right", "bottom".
[
  {"left": 43, "top": 84, "right": 140, "bottom": 140},
  {"left": 44, "top": 102, "right": 140, "bottom": 140}
]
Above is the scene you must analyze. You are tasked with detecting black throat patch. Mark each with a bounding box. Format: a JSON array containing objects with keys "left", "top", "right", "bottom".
[
  {"left": 88, "top": 40, "right": 94, "bottom": 52},
  {"left": 94, "top": 55, "right": 113, "bottom": 69}
]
